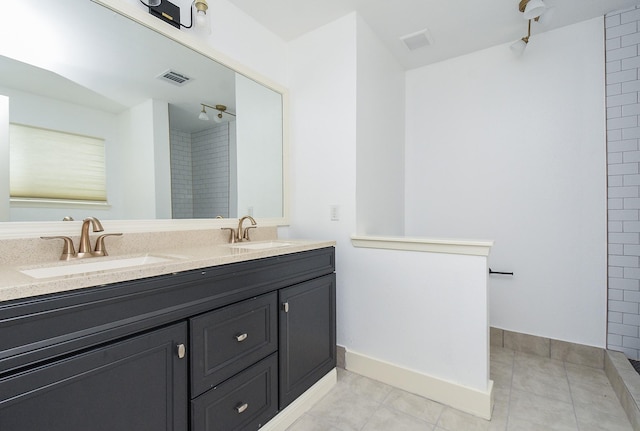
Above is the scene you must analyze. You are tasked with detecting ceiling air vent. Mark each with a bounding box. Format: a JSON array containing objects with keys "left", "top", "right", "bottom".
[
  {"left": 400, "top": 28, "right": 433, "bottom": 51},
  {"left": 157, "top": 69, "right": 192, "bottom": 86}
]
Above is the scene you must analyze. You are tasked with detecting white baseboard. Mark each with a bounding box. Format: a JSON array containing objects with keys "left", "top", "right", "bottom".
[
  {"left": 260, "top": 368, "right": 337, "bottom": 431},
  {"left": 345, "top": 350, "right": 494, "bottom": 420}
]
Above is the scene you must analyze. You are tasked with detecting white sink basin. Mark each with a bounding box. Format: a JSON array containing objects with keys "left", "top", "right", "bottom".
[
  {"left": 21, "top": 255, "right": 174, "bottom": 279},
  {"left": 230, "top": 241, "right": 292, "bottom": 251}
]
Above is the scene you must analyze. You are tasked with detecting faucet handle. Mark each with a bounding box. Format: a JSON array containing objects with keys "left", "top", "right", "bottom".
[
  {"left": 93, "top": 233, "right": 123, "bottom": 257},
  {"left": 243, "top": 226, "right": 257, "bottom": 241},
  {"left": 221, "top": 227, "right": 237, "bottom": 244},
  {"left": 41, "top": 236, "right": 76, "bottom": 261}
]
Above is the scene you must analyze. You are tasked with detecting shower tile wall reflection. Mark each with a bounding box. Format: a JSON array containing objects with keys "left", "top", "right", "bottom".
[
  {"left": 170, "top": 129, "right": 194, "bottom": 219},
  {"left": 170, "top": 124, "right": 230, "bottom": 219}
]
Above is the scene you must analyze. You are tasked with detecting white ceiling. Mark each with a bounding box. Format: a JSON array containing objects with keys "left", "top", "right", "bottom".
[{"left": 231, "top": 0, "right": 640, "bottom": 69}]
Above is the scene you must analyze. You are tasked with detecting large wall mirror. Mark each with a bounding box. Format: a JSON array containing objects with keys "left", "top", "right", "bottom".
[{"left": 0, "top": 0, "right": 286, "bottom": 228}]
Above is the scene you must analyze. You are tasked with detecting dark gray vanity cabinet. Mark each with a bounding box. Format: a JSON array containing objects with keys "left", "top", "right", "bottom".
[
  {"left": 0, "top": 247, "right": 335, "bottom": 431},
  {"left": 0, "top": 323, "right": 188, "bottom": 431},
  {"left": 279, "top": 274, "right": 336, "bottom": 409}
]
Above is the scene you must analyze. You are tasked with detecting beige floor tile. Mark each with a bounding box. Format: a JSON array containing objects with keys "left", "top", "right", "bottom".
[
  {"left": 571, "top": 379, "right": 626, "bottom": 417},
  {"left": 361, "top": 406, "right": 435, "bottom": 431},
  {"left": 340, "top": 370, "right": 394, "bottom": 403},
  {"left": 383, "top": 388, "right": 445, "bottom": 424},
  {"left": 566, "top": 362, "right": 629, "bottom": 426},
  {"left": 504, "top": 331, "right": 550, "bottom": 357},
  {"left": 574, "top": 405, "right": 633, "bottom": 431},
  {"left": 565, "top": 362, "right": 610, "bottom": 388},
  {"left": 436, "top": 406, "right": 506, "bottom": 431},
  {"left": 507, "top": 416, "right": 574, "bottom": 431},
  {"left": 491, "top": 327, "right": 504, "bottom": 348},
  {"left": 491, "top": 346, "right": 515, "bottom": 366},
  {"left": 286, "top": 413, "right": 344, "bottom": 431},
  {"left": 512, "top": 352, "right": 572, "bottom": 402},
  {"left": 490, "top": 361, "right": 513, "bottom": 391},
  {"left": 306, "top": 385, "right": 380, "bottom": 431},
  {"left": 508, "top": 389, "right": 577, "bottom": 430},
  {"left": 287, "top": 347, "right": 634, "bottom": 431},
  {"left": 513, "top": 351, "right": 567, "bottom": 378},
  {"left": 550, "top": 340, "right": 604, "bottom": 368},
  {"left": 492, "top": 385, "right": 512, "bottom": 405}
]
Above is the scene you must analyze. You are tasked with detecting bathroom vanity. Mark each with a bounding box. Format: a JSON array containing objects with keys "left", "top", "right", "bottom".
[{"left": 0, "top": 243, "right": 336, "bottom": 431}]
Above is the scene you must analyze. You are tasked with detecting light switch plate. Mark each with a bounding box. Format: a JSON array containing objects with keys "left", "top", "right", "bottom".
[{"left": 330, "top": 205, "right": 340, "bottom": 221}]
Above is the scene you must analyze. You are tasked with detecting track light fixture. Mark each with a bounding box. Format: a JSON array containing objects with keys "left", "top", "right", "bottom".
[
  {"left": 141, "top": 0, "right": 211, "bottom": 35},
  {"left": 520, "top": 0, "right": 545, "bottom": 20},
  {"left": 510, "top": 19, "right": 531, "bottom": 56},
  {"left": 198, "top": 104, "right": 236, "bottom": 123},
  {"left": 511, "top": 0, "right": 553, "bottom": 56}
]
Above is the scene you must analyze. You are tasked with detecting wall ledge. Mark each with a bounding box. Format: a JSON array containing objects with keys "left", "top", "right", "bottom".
[{"left": 351, "top": 235, "right": 493, "bottom": 256}]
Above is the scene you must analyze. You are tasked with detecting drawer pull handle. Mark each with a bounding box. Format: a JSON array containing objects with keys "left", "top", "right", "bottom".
[
  {"left": 235, "top": 403, "right": 249, "bottom": 414},
  {"left": 177, "top": 344, "right": 186, "bottom": 359},
  {"left": 235, "top": 333, "right": 248, "bottom": 342}
]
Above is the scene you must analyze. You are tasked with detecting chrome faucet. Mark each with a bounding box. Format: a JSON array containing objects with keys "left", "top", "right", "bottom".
[
  {"left": 42, "top": 216, "right": 122, "bottom": 260},
  {"left": 222, "top": 215, "right": 257, "bottom": 243}
]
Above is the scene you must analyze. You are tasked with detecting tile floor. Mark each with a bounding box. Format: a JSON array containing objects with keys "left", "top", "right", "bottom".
[{"left": 285, "top": 347, "right": 634, "bottom": 431}]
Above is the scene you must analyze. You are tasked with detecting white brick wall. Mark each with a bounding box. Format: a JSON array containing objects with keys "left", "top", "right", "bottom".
[
  {"left": 607, "top": 5, "right": 640, "bottom": 359},
  {"left": 192, "top": 125, "right": 230, "bottom": 218},
  {"left": 170, "top": 129, "right": 194, "bottom": 219}
]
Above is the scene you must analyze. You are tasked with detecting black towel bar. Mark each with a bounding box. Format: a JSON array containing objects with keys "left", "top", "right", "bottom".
[{"left": 489, "top": 268, "right": 514, "bottom": 276}]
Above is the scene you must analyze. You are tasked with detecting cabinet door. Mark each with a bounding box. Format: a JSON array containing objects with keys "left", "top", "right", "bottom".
[
  {"left": 279, "top": 274, "right": 336, "bottom": 409},
  {"left": 0, "top": 323, "right": 188, "bottom": 431}
]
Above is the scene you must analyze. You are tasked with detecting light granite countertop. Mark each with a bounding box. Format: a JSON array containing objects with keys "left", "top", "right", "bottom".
[{"left": 0, "top": 239, "right": 335, "bottom": 303}]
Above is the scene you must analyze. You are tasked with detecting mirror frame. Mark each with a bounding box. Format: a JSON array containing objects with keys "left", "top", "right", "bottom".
[{"left": 0, "top": 0, "right": 289, "bottom": 239}]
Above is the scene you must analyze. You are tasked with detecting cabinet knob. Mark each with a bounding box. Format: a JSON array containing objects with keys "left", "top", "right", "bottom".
[
  {"left": 283, "top": 302, "right": 289, "bottom": 313},
  {"left": 235, "top": 402, "right": 249, "bottom": 414},
  {"left": 235, "top": 333, "right": 248, "bottom": 342},
  {"left": 177, "top": 343, "right": 186, "bottom": 359}
]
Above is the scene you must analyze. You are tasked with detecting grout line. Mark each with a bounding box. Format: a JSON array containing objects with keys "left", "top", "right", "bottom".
[
  {"left": 564, "top": 360, "right": 582, "bottom": 431},
  {"left": 503, "top": 349, "right": 515, "bottom": 431}
]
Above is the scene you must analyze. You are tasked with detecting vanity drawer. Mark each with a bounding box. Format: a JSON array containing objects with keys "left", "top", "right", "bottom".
[
  {"left": 191, "top": 353, "right": 278, "bottom": 431},
  {"left": 190, "top": 292, "right": 277, "bottom": 397}
]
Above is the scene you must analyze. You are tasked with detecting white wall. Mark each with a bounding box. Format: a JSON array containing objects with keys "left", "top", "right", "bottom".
[
  {"left": 236, "top": 74, "right": 283, "bottom": 218},
  {"left": 355, "top": 16, "right": 406, "bottom": 235},
  {"left": 284, "top": 13, "right": 490, "bottom": 411},
  {"left": 285, "top": 14, "right": 358, "bottom": 244},
  {"left": 0, "top": 96, "right": 8, "bottom": 221},
  {"left": 405, "top": 18, "right": 607, "bottom": 347},
  {"left": 118, "top": 99, "right": 171, "bottom": 219},
  {"left": 153, "top": 99, "right": 172, "bottom": 219}
]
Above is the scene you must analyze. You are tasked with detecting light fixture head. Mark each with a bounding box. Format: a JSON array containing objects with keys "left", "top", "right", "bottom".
[
  {"left": 193, "top": 0, "right": 211, "bottom": 35},
  {"left": 519, "top": 0, "right": 546, "bottom": 20},
  {"left": 194, "top": 0, "right": 208, "bottom": 14},
  {"left": 198, "top": 105, "right": 209, "bottom": 121},
  {"left": 510, "top": 38, "right": 528, "bottom": 56},
  {"left": 214, "top": 105, "right": 226, "bottom": 123}
]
